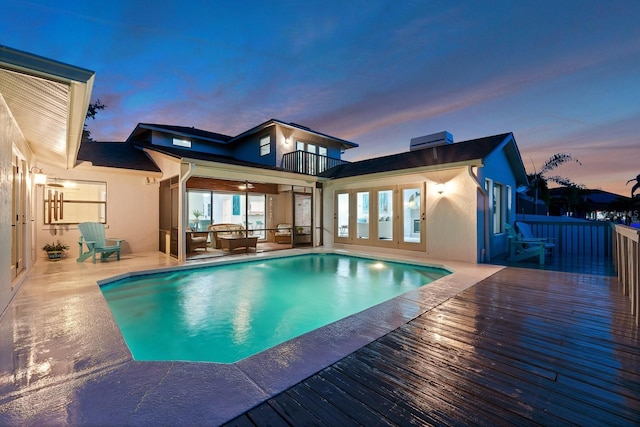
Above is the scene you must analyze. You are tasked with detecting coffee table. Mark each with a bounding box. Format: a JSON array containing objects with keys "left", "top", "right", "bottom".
[{"left": 219, "top": 235, "right": 258, "bottom": 251}]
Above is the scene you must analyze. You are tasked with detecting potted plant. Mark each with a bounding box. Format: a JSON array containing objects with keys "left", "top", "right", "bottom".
[
  {"left": 42, "top": 241, "right": 69, "bottom": 261},
  {"left": 192, "top": 209, "right": 203, "bottom": 230}
]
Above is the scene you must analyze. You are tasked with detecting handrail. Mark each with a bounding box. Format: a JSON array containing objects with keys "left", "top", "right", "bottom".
[
  {"left": 613, "top": 224, "right": 640, "bottom": 325},
  {"left": 281, "top": 151, "right": 349, "bottom": 176}
]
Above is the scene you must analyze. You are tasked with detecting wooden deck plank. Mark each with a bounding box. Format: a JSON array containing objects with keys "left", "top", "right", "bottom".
[
  {"left": 412, "top": 310, "right": 640, "bottom": 401},
  {"left": 223, "top": 267, "right": 640, "bottom": 426},
  {"left": 397, "top": 317, "right": 640, "bottom": 424}
]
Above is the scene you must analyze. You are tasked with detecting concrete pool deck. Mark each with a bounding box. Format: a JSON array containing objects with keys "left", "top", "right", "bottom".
[{"left": 0, "top": 249, "right": 502, "bottom": 426}]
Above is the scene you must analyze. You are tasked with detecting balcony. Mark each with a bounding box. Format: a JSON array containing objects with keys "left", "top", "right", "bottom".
[{"left": 281, "top": 150, "right": 349, "bottom": 176}]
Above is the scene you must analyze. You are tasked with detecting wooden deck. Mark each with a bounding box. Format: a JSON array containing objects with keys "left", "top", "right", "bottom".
[{"left": 224, "top": 267, "right": 640, "bottom": 426}]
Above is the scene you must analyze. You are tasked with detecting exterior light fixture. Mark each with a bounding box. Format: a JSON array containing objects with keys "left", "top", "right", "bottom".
[
  {"left": 436, "top": 182, "right": 445, "bottom": 195},
  {"left": 31, "top": 167, "right": 47, "bottom": 185}
]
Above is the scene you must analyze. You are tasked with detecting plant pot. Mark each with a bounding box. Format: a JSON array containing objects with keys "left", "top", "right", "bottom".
[{"left": 47, "top": 250, "right": 63, "bottom": 261}]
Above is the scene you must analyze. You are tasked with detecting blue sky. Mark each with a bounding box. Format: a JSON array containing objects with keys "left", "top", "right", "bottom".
[{"left": 3, "top": 0, "right": 639, "bottom": 196}]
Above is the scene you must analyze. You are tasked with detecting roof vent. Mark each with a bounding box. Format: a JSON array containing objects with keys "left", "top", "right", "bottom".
[{"left": 410, "top": 131, "right": 453, "bottom": 151}]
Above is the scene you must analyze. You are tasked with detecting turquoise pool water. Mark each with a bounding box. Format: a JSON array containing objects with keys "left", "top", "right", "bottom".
[{"left": 101, "top": 253, "right": 449, "bottom": 363}]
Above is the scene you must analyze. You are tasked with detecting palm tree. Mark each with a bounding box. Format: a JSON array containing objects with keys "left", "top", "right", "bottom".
[
  {"left": 627, "top": 174, "right": 640, "bottom": 198},
  {"left": 527, "top": 153, "right": 583, "bottom": 215}
]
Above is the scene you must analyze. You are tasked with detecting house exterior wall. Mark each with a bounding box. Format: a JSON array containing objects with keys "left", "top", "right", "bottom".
[
  {"left": 0, "top": 94, "right": 35, "bottom": 315},
  {"left": 231, "top": 127, "right": 275, "bottom": 167},
  {"left": 34, "top": 164, "right": 160, "bottom": 259},
  {"left": 273, "top": 124, "right": 345, "bottom": 168},
  {"left": 148, "top": 130, "right": 231, "bottom": 156},
  {"left": 322, "top": 167, "right": 480, "bottom": 263},
  {"left": 477, "top": 146, "right": 519, "bottom": 259}
]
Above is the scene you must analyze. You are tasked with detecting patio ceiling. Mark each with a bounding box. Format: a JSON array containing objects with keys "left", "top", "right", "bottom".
[{"left": 0, "top": 46, "right": 95, "bottom": 169}]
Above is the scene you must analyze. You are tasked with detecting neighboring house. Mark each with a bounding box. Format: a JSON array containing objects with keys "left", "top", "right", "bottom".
[
  {"left": 0, "top": 46, "right": 529, "bottom": 316},
  {"left": 548, "top": 187, "right": 636, "bottom": 222}
]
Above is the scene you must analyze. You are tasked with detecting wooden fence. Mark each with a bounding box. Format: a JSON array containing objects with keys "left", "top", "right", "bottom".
[
  {"left": 613, "top": 224, "right": 640, "bottom": 325},
  {"left": 520, "top": 220, "right": 613, "bottom": 257}
]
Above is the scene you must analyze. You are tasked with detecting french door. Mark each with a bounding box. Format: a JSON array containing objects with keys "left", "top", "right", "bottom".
[{"left": 334, "top": 183, "right": 425, "bottom": 251}]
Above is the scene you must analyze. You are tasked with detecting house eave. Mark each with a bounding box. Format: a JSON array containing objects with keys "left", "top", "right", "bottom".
[{"left": 327, "top": 160, "right": 482, "bottom": 183}]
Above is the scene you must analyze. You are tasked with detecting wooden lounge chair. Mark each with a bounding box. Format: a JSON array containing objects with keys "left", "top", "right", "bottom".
[
  {"left": 515, "top": 221, "right": 556, "bottom": 255},
  {"left": 77, "top": 222, "right": 123, "bottom": 263},
  {"left": 505, "top": 223, "right": 546, "bottom": 265}
]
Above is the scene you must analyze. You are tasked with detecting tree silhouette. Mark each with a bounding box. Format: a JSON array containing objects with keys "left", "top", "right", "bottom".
[
  {"left": 627, "top": 174, "right": 640, "bottom": 198},
  {"left": 82, "top": 99, "right": 106, "bottom": 142},
  {"left": 527, "top": 153, "right": 583, "bottom": 215}
]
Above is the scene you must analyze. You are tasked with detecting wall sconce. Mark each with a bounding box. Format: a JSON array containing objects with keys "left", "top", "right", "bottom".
[
  {"left": 31, "top": 167, "right": 47, "bottom": 186},
  {"left": 436, "top": 182, "right": 445, "bottom": 195},
  {"left": 285, "top": 137, "right": 291, "bottom": 145}
]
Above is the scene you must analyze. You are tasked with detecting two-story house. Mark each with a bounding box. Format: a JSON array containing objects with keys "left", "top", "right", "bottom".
[{"left": 1, "top": 45, "right": 529, "bottom": 316}]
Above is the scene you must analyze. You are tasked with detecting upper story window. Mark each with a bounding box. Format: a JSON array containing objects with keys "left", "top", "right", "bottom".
[
  {"left": 173, "top": 138, "right": 191, "bottom": 148},
  {"left": 259, "top": 135, "right": 270, "bottom": 156}
]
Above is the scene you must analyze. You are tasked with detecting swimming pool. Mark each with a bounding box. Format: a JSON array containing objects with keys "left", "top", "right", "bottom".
[{"left": 100, "top": 253, "right": 449, "bottom": 363}]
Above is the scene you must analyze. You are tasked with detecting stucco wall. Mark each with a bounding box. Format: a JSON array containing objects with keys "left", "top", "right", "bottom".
[
  {"left": 322, "top": 167, "right": 480, "bottom": 263},
  {"left": 0, "top": 94, "right": 33, "bottom": 315},
  {"left": 35, "top": 164, "right": 160, "bottom": 261}
]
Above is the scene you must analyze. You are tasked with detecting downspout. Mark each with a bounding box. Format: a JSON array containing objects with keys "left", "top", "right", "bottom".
[
  {"left": 468, "top": 166, "right": 490, "bottom": 262},
  {"left": 179, "top": 162, "right": 196, "bottom": 263}
]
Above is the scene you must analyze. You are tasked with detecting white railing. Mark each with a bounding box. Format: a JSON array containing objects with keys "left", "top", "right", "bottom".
[{"left": 613, "top": 224, "right": 640, "bottom": 325}]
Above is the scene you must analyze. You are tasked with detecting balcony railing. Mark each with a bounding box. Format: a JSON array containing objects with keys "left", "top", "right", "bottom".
[
  {"left": 281, "top": 151, "right": 349, "bottom": 176},
  {"left": 613, "top": 224, "right": 640, "bottom": 325}
]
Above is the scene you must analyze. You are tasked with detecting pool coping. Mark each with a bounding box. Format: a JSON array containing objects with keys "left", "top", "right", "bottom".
[
  {"left": 0, "top": 249, "right": 503, "bottom": 425},
  {"left": 100, "top": 249, "right": 503, "bottom": 424}
]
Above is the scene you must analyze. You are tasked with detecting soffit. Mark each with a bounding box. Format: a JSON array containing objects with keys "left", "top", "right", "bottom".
[
  {"left": 0, "top": 67, "right": 70, "bottom": 166},
  {"left": 0, "top": 46, "right": 94, "bottom": 169}
]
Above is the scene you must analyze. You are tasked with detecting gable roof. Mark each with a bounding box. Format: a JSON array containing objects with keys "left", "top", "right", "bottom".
[
  {"left": 229, "top": 118, "right": 359, "bottom": 150},
  {"left": 321, "top": 133, "right": 526, "bottom": 182},
  {"left": 128, "top": 123, "right": 233, "bottom": 144},
  {"left": 77, "top": 140, "right": 161, "bottom": 172}
]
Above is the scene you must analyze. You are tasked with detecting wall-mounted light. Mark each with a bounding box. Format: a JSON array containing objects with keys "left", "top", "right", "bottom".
[
  {"left": 30, "top": 167, "right": 47, "bottom": 186},
  {"left": 436, "top": 182, "right": 445, "bottom": 195},
  {"left": 285, "top": 137, "right": 291, "bottom": 145}
]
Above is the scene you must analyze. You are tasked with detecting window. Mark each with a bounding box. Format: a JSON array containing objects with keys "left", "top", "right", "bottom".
[
  {"left": 402, "top": 187, "right": 421, "bottom": 243},
  {"left": 189, "top": 190, "right": 267, "bottom": 239},
  {"left": 337, "top": 192, "right": 349, "bottom": 237},
  {"left": 173, "top": 138, "right": 191, "bottom": 148},
  {"left": 493, "top": 182, "right": 504, "bottom": 234},
  {"left": 296, "top": 141, "right": 328, "bottom": 174},
  {"left": 260, "top": 135, "right": 270, "bottom": 156},
  {"left": 356, "top": 191, "right": 369, "bottom": 239},
  {"left": 377, "top": 189, "right": 393, "bottom": 240},
  {"left": 318, "top": 146, "right": 328, "bottom": 173},
  {"left": 44, "top": 179, "right": 107, "bottom": 224}
]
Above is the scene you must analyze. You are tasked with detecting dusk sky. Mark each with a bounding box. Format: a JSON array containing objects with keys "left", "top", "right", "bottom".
[{"left": 3, "top": 0, "right": 639, "bottom": 196}]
